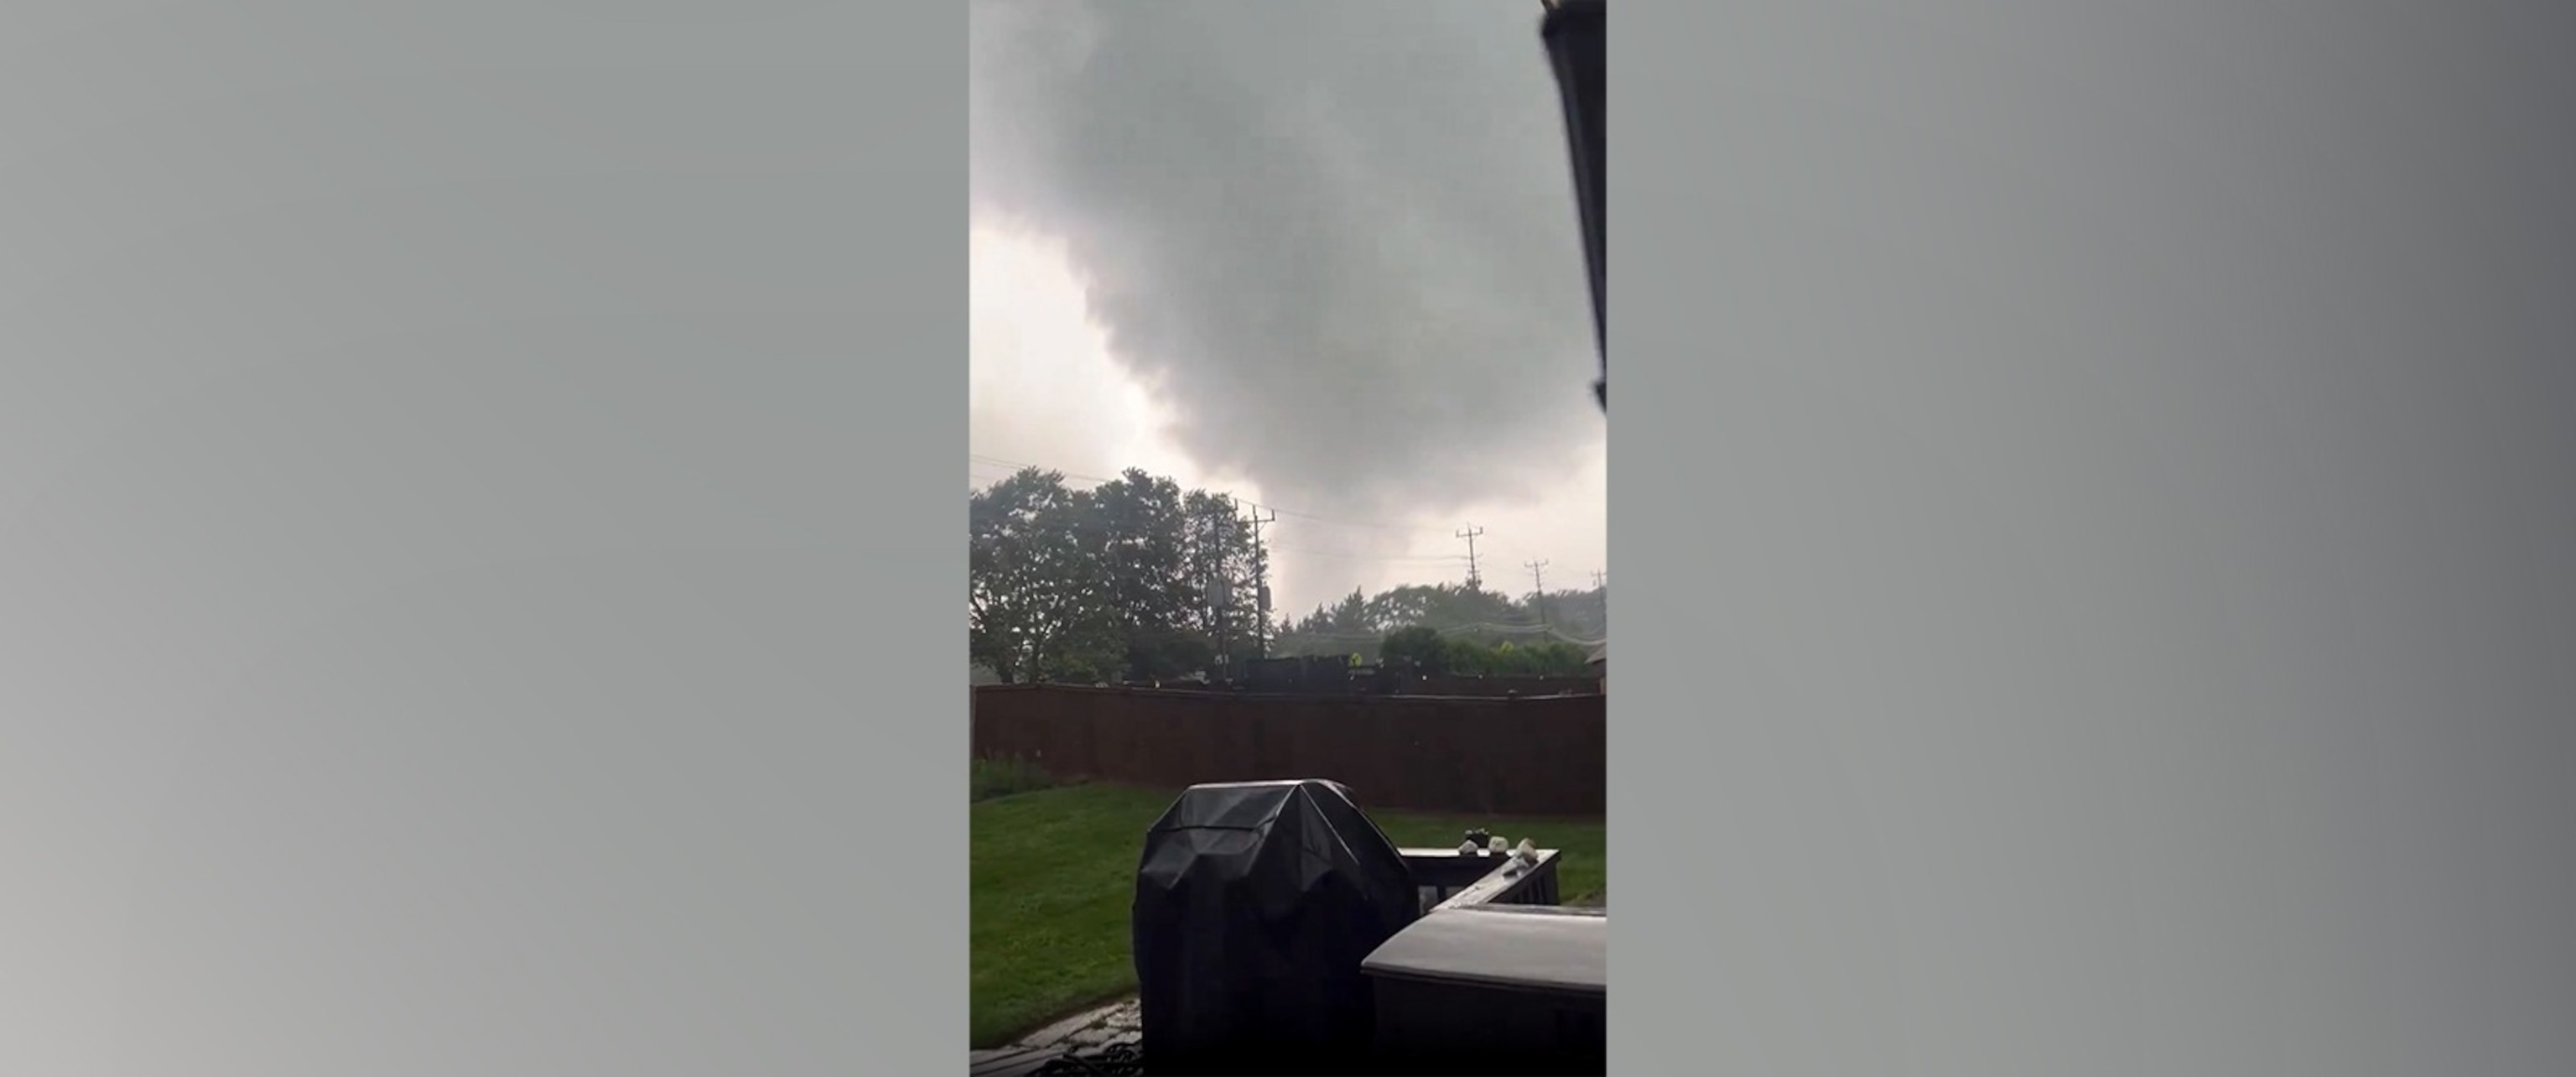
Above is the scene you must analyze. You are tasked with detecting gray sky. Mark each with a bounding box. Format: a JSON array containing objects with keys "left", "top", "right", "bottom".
[{"left": 969, "top": 0, "right": 1607, "bottom": 616}]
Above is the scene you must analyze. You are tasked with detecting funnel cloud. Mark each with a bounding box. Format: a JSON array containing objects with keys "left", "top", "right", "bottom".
[{"left": 970, "top": 0, "right": 1602, "bottom": 536}]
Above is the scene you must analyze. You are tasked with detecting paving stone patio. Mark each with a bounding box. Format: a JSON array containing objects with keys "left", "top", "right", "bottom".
[{"left": 968, "top": 997, "right": 1141, "bottom": 1074}]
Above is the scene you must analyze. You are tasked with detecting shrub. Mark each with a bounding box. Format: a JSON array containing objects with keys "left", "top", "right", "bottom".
[{"left": 970, "top": 756, "right": 1063, "bottom": 802}]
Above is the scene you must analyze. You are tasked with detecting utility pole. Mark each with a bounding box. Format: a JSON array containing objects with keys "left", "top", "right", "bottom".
[
  {"left": 1525, "top": 559, "right": 1550, "bottom": 626},
  {"left": 1246, "top": 503, "right": 1277, "bottom": 658},
  {"left": 1456, "top": 526, "right": 1486, "bottom": 590},
  {"left": 1205, "top": 498, "right": 1233, "bottom": 679},
  {"left": 1591, "top": 570, "right": 1607, "bottom": 590}
]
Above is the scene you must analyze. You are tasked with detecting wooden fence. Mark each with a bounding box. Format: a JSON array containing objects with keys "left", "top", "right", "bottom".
[
  {"left": 1401, "top": 674, "right": 1602, "bottom": 698},
  {"left": 1107, "top": 674, "right": 1603, "bottom": 699},
  {"left": 971, "top": 684, "right": 1606, "bottom": 817}
]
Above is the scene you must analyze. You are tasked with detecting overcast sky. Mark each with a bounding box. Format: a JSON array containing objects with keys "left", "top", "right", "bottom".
[{"left": 969, "top": 0, "right": 1607, "bottom": 617}]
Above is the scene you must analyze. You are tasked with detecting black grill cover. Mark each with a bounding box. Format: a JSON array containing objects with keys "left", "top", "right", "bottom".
[{"left": 1132, "top": 780, "right": 1420, "bottom": 1074}]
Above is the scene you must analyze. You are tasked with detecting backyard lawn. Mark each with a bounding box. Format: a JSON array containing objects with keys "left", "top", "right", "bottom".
[{"left": 969, "top": 781, "right": 1607, "bottom": 1048}]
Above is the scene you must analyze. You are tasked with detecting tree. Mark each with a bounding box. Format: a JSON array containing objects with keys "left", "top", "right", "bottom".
[
  {"left": 1328, "top": 588, "right": 1372, "bottom": 637},
  {"left": 1439, "top": 637, "right": 1594, "bottom": 678},
  {"left": 1366, "top": 583, "right": 1516, "bottom": 637},
  {"left": 968, "top": 469, "right": 1123, "bottom": 684},
  {"left": 967, "top": 464, "right": 1607, "bottom": 683},
  {"left": 1379, "top": 625, "right": 1449, "bottom": 674},
  {"left": 1177, "top": 490, "right": 1259, "bottom": 667},
  {"left": 1087, "top": 470, "right": 1205, "bottom": 678}
]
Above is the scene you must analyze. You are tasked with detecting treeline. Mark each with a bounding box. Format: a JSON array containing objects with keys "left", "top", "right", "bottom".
[
  {"left": 1264, "top": 583, "right": 1603, "bottom": 680},
  {"left": 969, "top": 466, "right": 1605, "bottom": 684},
  {"left": 1378, "top": 626, "right": 1596, "bottom": 679}
]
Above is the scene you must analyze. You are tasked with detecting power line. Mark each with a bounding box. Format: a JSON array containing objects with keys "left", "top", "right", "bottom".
[
  {"left": 1265, "top": 544, "right": 1465, "bottom": 565},
  {"left": 1440, "top": 622, "right": 1604, "bottom": 648},
  {"left": 1259, "top": 503, "right": 1441, "bottom": 536},
  {"left": 969, "top": 454, "right": 1122, "bottom": 488},
  {"left": 967, "top": 451, "right": 1451, "bottom": 538}
]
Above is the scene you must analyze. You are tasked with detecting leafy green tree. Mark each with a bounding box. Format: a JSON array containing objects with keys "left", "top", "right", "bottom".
[
  {"left": 1087, "top": 470, "right": 1207, "bottom": 678},
  {"left": 1177, "top": 490, "right": 1261, "bottom": 665},
  {"left": 968, "top": 469, "right": 1122, "bottom": 683},
  {"left": 1379, "top": 625, "right": 1449, "bottom": 674},
  {"left": 1437, "top": 637, "right": 1594, "bottom": 678}
]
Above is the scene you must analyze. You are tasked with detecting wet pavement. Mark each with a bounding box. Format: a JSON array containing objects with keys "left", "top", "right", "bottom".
[
  {"left": 969, "top": 997, "right": 1141, "bottom": 1074},
  {"left": 1016, "top": 996, "right": 1143, "bottom": 1052}
]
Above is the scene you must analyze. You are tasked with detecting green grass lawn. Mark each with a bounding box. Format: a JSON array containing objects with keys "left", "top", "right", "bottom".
[{"left": 969, "top": 782, "right": 1607, "bottom": 1048}]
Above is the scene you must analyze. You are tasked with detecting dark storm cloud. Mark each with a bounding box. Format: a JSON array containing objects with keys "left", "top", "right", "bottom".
[{"left": 970, "top": 0, "right": 1598, "bottom": 524}]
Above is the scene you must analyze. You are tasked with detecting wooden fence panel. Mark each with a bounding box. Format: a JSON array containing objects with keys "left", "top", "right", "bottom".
[{"left": 970, "top": 684, "right": 1607, "bottom": 816}]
